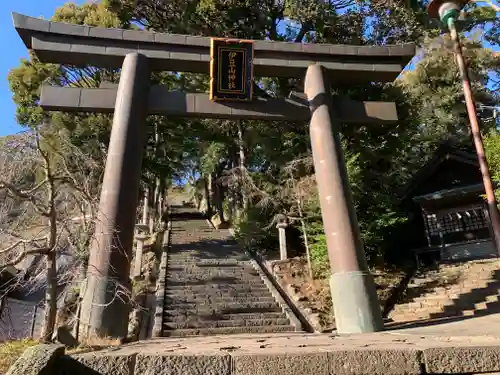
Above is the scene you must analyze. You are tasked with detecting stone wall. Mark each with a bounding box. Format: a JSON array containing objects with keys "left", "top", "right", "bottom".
[
  {"left": 0, "top": 298, "right": 43, "bottom": 341},
  {"left": 9, "top": 337, "right": 500, "bottom": 375},
  {"left": 443, "top": 240, "right": 497, "bottom": 261}
]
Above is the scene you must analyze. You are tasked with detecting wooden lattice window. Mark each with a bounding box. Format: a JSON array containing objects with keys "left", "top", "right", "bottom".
[
  {"left": 439, "top": 213, "right": 464, "bottom": 234},
  {"left": 461, "top": 208, "right": 488, "bottom": 231},
  {"left": 424, "top": 207, "right": 489, "bottom": 245},
  {"left": 424, "top": 214, "right": 440, "bottom": 236}
]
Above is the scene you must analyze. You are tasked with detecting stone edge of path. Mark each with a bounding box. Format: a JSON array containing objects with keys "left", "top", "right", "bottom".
[
  {"left": 10, "top": 342, "right": 500, "bottom": 375},
  {"left": 226, "top": 228, "right": 314, "bottom": 333},
  {"left": 151, "top": 221, "right": 171, "bottom": 338}
]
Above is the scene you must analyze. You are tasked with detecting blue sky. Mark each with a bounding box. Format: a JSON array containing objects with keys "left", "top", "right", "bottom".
[{"left": 0, "top": 0, "right": 80, "bottom": 136}]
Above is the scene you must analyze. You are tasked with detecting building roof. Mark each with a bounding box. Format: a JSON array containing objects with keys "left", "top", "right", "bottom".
[{"left": 401, "top": 140, "right": 479, "bottom": 202}]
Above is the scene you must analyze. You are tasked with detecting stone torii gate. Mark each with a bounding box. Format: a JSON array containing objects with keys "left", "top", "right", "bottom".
[{"left": 13, "top": 13, "right": 415, "bottom": 338}]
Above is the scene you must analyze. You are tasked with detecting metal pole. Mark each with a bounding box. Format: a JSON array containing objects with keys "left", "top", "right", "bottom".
[
  {"left": 30, "top": 304, "right": 38, "bottom": 338},
  {"left": 448, "top": 18, "right": 500, "bottom": 255},
  {"left": 80, "top": 52, "right": 150, "bottom": 338},
  {"left": 304, "top": 64, "right": 384, "bottom": 333}
]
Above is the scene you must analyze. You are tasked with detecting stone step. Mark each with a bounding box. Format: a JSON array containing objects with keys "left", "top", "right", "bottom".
[
  {"left": 165, "top": 283, "right": 266, "bottom": 290},
  {"left": 167, "top": 274, "right": 263, "bottom": 284},
  {"left": 412, "top": 286, "right": 500, "bottom": 300},
  {"left": 163, "top": 305, "right": 283, "bottom": 316},
  {"left": 167, "top": 266, "right": 256, "bottom": 271},
  {"left": 444, "top": 295, "right": 500, "bottom": 309},
  {"left": 486, "top": 295, "right": 500, "bottom": 303},
  {"left": 164, "top": 289, "right": 271, "bottom": 297},
  {"left": 165, "top": 283, "right": 268, "bottom": 290},
  {"left": 164, "top": 301, "right": 280, "bottom": 311},
  {"left": 392, "top": 305, "right": 445, "bottom": 316},
  {"left": 168, "top": 258, "right": 250, "bottom": 263},
  {"left": 166, "top": 278, "right": 264, "bottom": 284},
  {"left": 392, "top": 300, "right": 500, "bottom": 320},
  {"left": 168, "top": 248, "right": 243, "bottom": 253},
  {"left": 168, "top": 254, "right": 249, "bottom": 259},
  {"left": 165, "top": 286, "right": 270, "bottom": 299},
  {"left": 167, "top": 260, "right": 252, "bottom": 265},
  {"left": 166, "top": 271, "right": 260, "bottom": 278},
  {"left": 166, "top": 280, "right": 266, "bottom": 288},
  {"left": 161, "top": 325, "right": 296, "bottom": 337},
  {"left": 163, "top": 312, "right": 287, "bottom": 321},
  {"left": 164, "top": 296, "right": 276, "bottom": 304},
  {"left": 427, "top": 309, "right": 474, "bottom": 320},
  {"left": 168, "top": 262, "right": 254, "bottom": 271},
  {"left": 389, "top": 314, "right": 430, "bottom": 322},
  {"left": 163, "top": 318, "right": 291, "bottom": 329}
]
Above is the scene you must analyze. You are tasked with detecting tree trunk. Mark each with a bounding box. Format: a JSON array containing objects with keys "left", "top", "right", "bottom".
[
  {"left": 215, "top": 179, "right": 225, "bottom": 223},
  {"left": 141, "top": 187, "right": 148, "bottom": 226},
  {"left": 295, "top": 181, "right": 313, "bottom": 279},
  {"left": 229, "top": 158, "right": 238, "bottom": 222},
  {"left": 150, "top": 125, "right": 161, "bottom": 232},
  {"left": 40, "top": 251, "right": 57, "bottom": 342},
  {"left": 150, "top": 180, "right": 160, "bottom": 233},
  {"left": 237, "top": 121, "right": 248, "bottom": 211},
  {"left": 40, "top": 138, "right": 58, "bottom": 343},
  {"left": 190, "top": 181, "right": 200, "bottom": 209},
  {"left": 203, "top": 176, "right": 212, "bottom": 217},
  {"left": 157, "top": 180, "right": 165, "bottom": 221}
]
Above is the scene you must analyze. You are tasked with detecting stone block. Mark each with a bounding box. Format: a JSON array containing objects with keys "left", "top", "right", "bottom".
[
  {"left": 13, "top": 13, "right": 50, "bottom": 32},
  {"left": 89, "top": 27, "right": 123, "bottom": 40},
  {"left": 301, "top": 43, "right": 331, "bottom": 54},
  {"left": 40, "top": 86, "right": 81, "bottom": 109},
  {"left": 79, "top": 88, "right": 117, "bottom": 111},
  {"left": 388, "top": 44, "right": 417, "bottom": 56},
  {"left": 267, "top": 40, "right": 303, "bottom": 53},
  {"left": 6, "top": 344, "right": 65, "bottom": 375},
  {"left": 330, "top": 45, "right": 359, "bottom": 55},
  {"left": 135, "top": 353, "right": 231, "bottom": 375},
  {"left": 106, "top": 43, "right": 139, "bottom": 56},
  {"left": 185, "top": 36, "right": 210, "bottom": 47},
  {"left": 71, "top": 353, "right": 135, "bottom": 375},
  {"left": 169, "top": 52, "right": 202, "bottom": 61},
  {"left": 424, "top": 346, "right": 500, "bottom": 374},
  {"left": 32, "top": 35, "right": 71, "bottom": 52},
  {"left": 154, "top": 33, "right": 187, "bottom": 45},
  {"left": 232, "top": 352, "right": 329, "bottom": 375},
  {"left": 71, "top": 40, "right": 107, "bottom": 55},
  {"left": 123, "top": 30, "right": 154, "bottom": 42},
  {"left": 356, "top": 46, "right": 390, "bottom": 56},
  {"left": 328, "top": 349, "right": 423, "bottom": 375},
  {"left": 49, "top": 22, "right": 90, "bottom": 37},
  {"left": 139, "top": 46, "right": 171, "bottom": 60}
]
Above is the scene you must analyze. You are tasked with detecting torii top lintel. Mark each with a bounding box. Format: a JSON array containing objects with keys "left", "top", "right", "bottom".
[{"left": 12, "top": 13, "right": 415, "bottom": 83}]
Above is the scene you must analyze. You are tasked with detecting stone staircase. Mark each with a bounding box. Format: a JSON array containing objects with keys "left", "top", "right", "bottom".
[
  {"left": 389, "top": 259, "right": 500, "bottom": 323},
  {"left": 160, "top": 207, "right": 299, "bottom": 337}
]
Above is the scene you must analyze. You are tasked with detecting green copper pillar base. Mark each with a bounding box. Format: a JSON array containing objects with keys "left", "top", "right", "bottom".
[{"left": 441, "top": 7, "right": 460, "bottom": 28}]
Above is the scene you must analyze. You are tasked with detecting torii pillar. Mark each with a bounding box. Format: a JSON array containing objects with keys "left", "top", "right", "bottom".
[
  {"left": 80, "top": 53, "right": 150, "bottom": 338},
  {"left": 305, "top": 64, "right": 384, "bottom": 333}
]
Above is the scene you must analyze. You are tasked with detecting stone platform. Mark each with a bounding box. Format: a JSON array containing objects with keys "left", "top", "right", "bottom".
[
  {"left": 43, "top": 330, "right": 500, "bottom": 375},
  {"left": 11, "top": 314, "right": 500, "bottom": 375}
]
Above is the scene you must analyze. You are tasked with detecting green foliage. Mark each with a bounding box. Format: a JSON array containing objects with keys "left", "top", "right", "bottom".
[
  {"left": 8, "top": 0, "right": 500, "bottom": 284},
  {"left": 484, "top": 130, "right": 500, "bottom": 202},
  {"left": 0, "top": 339, "right": 38, "bottom": 374},
  {"left": 53, "top": 2, "right": 121, "bottom": 28},
  {"left": 233, "top": 206, "right": 279, "bottom": 253}
]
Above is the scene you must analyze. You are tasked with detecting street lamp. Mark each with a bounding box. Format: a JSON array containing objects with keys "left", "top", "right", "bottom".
[{"left": 428, "top": 0, "right": 500, "bottom": 255}]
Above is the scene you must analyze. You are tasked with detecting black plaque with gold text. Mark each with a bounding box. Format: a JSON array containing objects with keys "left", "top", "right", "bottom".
[{"left": 210, "top": 38, "right": 254, "bottom": 102}]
